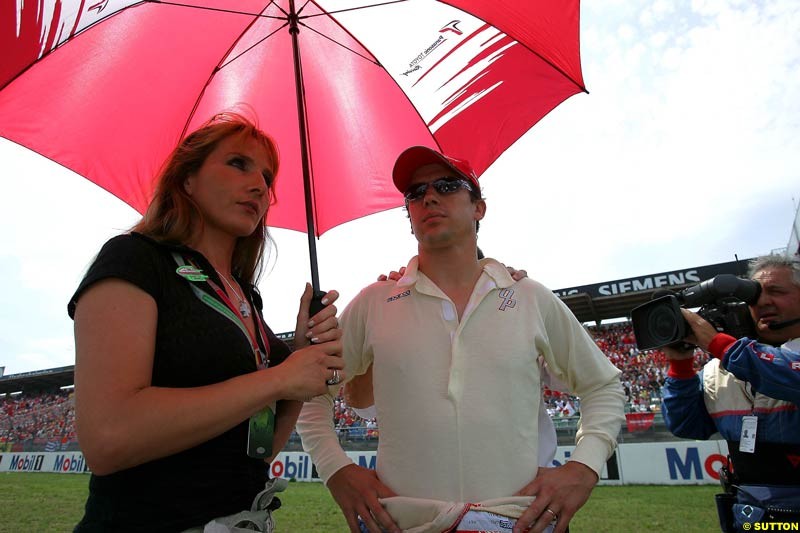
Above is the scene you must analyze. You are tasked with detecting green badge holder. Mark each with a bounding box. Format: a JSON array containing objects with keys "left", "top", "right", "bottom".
[{"left": 247, "top": 404, "right": 275, "bottom": 459}]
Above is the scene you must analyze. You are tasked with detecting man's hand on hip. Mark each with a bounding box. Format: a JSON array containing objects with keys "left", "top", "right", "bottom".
[
  {"left": 513, "top": 461, "right": 598, "bottom": 533},
  {"left": 326, "top": 464, "right": 400, "bottom": 533}
]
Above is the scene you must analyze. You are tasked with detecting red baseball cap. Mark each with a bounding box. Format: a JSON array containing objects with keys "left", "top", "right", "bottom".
[{"left": 392, "top": 146, "right": 479, "bottom": 194}]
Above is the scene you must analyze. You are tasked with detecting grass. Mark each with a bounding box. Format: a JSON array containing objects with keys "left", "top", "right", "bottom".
[
  {"left": 0, "top": 473, "right": 720, "bottom": 532},
  {"left": 568, "top": 484, "right": 719, "bottom": 532},
  {"left": 0, "top": 472, "right": 89, "bottom": 532}
]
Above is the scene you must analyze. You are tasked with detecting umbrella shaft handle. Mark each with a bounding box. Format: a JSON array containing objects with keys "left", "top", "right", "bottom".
[{"left": 309, "top": 290, "right": 328, "bottom": 318}]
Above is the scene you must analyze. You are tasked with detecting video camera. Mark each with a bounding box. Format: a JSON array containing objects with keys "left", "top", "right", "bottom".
[{"left": 630, "top": 274, "right": 761, "bottom": 350}]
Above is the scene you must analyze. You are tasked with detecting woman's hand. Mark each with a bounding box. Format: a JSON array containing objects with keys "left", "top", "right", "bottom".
[
  {"left": 294, "top": 283, "right": 340, "bottom": 349},
  {"left": 274, "top": 339, "right": 345, "bottom": 401},
  {"left": 279, "top": 283, "right": 344, "bottom": 401}
]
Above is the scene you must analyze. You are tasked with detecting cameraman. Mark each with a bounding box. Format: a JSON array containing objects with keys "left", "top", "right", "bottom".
[{"left": 660, "top": 255, "right": 800, "bottom": 530}]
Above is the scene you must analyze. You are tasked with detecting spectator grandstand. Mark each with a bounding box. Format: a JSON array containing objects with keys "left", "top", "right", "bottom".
[
  {"left": 1, "top": 388, "right": 77, "bottom": 452},
  {"left": 0, "top": 257, "right": 748, "bottom": 451},
  {"left": 1, "top": 320, "right": 711, "bottom": 452}
]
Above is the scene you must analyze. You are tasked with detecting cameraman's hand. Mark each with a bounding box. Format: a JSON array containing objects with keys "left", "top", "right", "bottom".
[
  {"left": 680, "top": 308, "right": 718, "bottom": 352},
  {"left": 662, "top": 344, "right": 694, "bottom": 360}
]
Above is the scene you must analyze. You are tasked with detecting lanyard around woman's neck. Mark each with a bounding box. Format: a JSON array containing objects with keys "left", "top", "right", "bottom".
[
  {"left": 207, "top": 274, "right": 271, "bottom": 367},
  {"left": 175, "top": 254, "right": 270, "bottom": 369}
]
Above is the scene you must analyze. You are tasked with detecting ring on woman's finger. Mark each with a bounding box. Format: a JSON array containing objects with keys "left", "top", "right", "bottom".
[
  {"left": 325, "top": 368, "right": 342, "bottom": 386},
  {"left": 544, "top": 507, "right": 558, "bottom": 522}
]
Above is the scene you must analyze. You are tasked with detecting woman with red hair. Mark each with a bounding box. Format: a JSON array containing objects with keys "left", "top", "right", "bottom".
[{"left": 69, "top": 113, "right": 343, "bottom": 532}]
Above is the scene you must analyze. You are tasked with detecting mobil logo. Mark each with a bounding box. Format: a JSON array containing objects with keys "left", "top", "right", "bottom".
[
  {"left": 270, "top": 454, "right": 314, "bottom": 480},
  {"left": 355, "top": 453, "right": 375, "bottom": 471},
  {"left": 53, "top": 453, "right": 89, "bottom": 473},
  {"left": 666, "top": 447, "right": 726, "bottom": 480},
  {"left": 9, "top": 454, "right": 45, "bottom": 471}
]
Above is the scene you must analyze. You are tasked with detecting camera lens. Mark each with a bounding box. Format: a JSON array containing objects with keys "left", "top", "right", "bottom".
[
  {"left": 648, "top": 307, "right": 679, "bottom": 344},
  {"left": 631, "top": 295, "right": 686, "bottom": 349}
]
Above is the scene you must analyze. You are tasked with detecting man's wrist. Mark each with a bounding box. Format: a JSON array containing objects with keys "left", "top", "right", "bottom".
[
  {"left": 565, "top": 460, "right": 600, "bottom": 485},
  {"left": 708, "top": 333, "right": 737, "bottom": 360},
  {"left": 667, "top": 357, "right": 695, "bottom": 379},
  {"left": 568, "top": 435, "right": 611, "bottom": 478}
]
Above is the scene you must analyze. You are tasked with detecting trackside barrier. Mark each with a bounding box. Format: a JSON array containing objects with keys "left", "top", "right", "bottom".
[
  {"left": 0, "top": 451, "right": 90, "bottom": 473},
  {"left": 0, "top": 440, "right": 729, "bottom": 485}
]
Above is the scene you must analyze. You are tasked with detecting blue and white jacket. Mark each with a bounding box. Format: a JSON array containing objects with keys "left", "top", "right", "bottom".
[{"left": 662, "top": 335, "right": 800, "bottom": 449}]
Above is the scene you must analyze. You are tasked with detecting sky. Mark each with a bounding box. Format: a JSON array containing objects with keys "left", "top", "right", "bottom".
[{"left": 1, "top": 0, "right": 799, "bottom": 376}]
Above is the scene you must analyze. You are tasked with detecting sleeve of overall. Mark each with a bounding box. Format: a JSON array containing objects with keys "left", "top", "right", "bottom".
[
  {"left": 718, "top": 336, "right": 800, "bottom": 404},
  {"left": 295, "top": 288, "right": 373, "bottom": 484},
  {"left": 535, "top": 283, "right": 625, "bottom": 477},
  {"left": 661, "top": 371, "right": 717, "bottom": 440}
]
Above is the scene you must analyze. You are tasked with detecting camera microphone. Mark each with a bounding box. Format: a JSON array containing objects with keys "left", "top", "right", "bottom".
[{"left": 767, "top": 317, "right": 800, "bottom": 330}]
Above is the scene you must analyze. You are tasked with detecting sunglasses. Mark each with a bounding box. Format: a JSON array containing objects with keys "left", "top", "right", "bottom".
[{"left": 404, "top": 177, "right": 473, "bottom": 203}]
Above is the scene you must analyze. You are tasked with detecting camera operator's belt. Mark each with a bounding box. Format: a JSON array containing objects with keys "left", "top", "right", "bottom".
[{"left": 728, "top": 441, "right": 800, "bottom": 485}]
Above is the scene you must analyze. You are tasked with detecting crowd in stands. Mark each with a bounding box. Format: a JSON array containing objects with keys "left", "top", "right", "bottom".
[
  {"left": 590, "top": 322, "right": 709, "bottom": 413},
  {"left": 1, "top": 322, "right": 713, "bottom": 449},
  {"left": 333, "top": 397, "right": 379, "bottom": 441},
  {"left": 0, "top": 389, "right": 75, "bottom": 451},
  {"left": 331, "top": 321, "right": 711, "bottom": 433},
  {"left": 542, "top": 322, "right": 709, "bottom": 417}
]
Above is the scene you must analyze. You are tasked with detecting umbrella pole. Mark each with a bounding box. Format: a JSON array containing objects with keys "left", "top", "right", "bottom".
[{"left": 288, "top": 0, "right": 325, "bottom": 312}]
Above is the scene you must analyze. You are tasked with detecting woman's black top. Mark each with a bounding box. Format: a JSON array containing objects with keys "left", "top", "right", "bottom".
[{"left": 68, "top": 233, "right": 291, "bottom": 532}]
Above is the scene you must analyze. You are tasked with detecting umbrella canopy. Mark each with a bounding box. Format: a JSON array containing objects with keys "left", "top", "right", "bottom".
[{"left": 1, "top": 0, "right": 586, "bottom": 288}]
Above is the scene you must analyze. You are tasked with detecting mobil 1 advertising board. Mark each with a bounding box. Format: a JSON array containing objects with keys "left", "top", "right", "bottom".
[
  {"left": 2, "top": 440, "right": 729, "bottom": 484},
  {"left": 615, "top": 440, "right": 729, "bottom": 485},
  {"left": 267, "top": 440, "right": 729, "bottom": 485},
  {"left": 0, "top": 452, "right": 89, "bottom": 474}
]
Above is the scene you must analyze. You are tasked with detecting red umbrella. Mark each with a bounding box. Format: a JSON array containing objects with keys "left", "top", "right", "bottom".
[{"left": 0, "top": 0, "right": 586, "bottom": 291}]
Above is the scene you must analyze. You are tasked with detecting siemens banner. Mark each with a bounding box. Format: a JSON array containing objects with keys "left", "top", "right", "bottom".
[{"left": 553, "top": 259, "right": 752, "bottom": 298}]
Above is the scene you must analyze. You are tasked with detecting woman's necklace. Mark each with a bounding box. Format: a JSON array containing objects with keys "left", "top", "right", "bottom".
[{"left": 216, "top": 270, "right": 251, "bottom": 318}]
